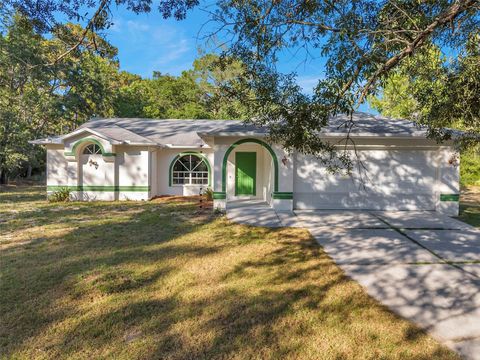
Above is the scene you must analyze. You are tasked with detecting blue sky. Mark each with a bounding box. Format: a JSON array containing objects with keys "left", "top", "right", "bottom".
[
  {"left": 104, "top": 4, "right": 375, "bottom": 113},
  {"left": 105, "top": 5, "right": 325, "bottom": 87}
]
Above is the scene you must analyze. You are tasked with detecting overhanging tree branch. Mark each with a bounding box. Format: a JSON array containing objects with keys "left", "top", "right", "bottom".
[
  {"left": 45, "top": 0, "right": 110, "bottom": 67},
  {"left": 357, "top": 0, "right": 480, "bottom": 105}
]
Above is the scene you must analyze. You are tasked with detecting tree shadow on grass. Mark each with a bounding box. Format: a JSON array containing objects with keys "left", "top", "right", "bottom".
[
  {"left": 41, "top": 228, "right": 458, "bottom": 359},
  {"left": 0, "top": 199, "right": 220, "bottom": 357},
  {"left": 0, "top": 196, "right": 459, "bottom": 359},
  {"left": 176, "top": 235, "right": 457, "bottom": 360},
  {"left": 0, "top": 185, "right": 45, "bottom": 203},
  {"left": 458, "top": 186, "right": 480, "bottom": 228}
]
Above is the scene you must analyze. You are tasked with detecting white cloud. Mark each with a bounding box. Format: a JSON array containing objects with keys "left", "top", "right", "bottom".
[
  {"left": 126, "top": 20, "right": 150, "bottom": 32},
  {"left": 109, "top": 17, "right": 123, "bottom": 32},
  {"left": 297, "top": 75, "right": 323, "bottom": 93},
  {"left": 157, "top": 39, "right": 190, "bottom": 64},
  {"left": 104, "top": 12, "right": 195, "bottom": 78}
]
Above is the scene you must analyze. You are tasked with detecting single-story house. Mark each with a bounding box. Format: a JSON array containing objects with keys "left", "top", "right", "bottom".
[{"left": 31, "top": 112, "right": 460, "bottom": 215}]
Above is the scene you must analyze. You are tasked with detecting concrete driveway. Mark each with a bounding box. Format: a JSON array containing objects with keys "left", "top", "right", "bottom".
[
  {"left": 296, "top": 210, "right": 480, "bottom": 359},
  {"left": 227, "top": 205, "right": 480, "bottom": 359}
]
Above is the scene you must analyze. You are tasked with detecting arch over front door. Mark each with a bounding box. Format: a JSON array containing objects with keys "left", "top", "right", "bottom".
[{"left": 220, "top": 138, "right": 279, "bottom": 195}]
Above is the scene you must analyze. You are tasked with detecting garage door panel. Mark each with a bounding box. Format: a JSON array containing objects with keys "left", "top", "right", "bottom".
[
  {"left": 294, "top": 150, "right": 437, "bottom": 210},
  {"left": 294, "top": 192, "right": 435, "bottom": 210}
]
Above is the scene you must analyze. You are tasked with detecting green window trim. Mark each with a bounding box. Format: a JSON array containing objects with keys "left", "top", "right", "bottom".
[
  {"left": 168, "top": 152, "right": 212, "bottom": 187},
  {"left": 221, "top": 138, "right": 279, "bottom": 193},
  {"left": 64, "top": 138, "right": 116, "bottom": 157},
  {"left": 272, "top": 192, "right": 293, "bottom": 199},
  {"left": 213, "top": 191, "right": 226, "bottom": 199},
  {"left": 47, "top": 185, "right": 150, "bottom": 192},
  {"left": 440, "top": 194, "right": 460, "bottom": 202}
]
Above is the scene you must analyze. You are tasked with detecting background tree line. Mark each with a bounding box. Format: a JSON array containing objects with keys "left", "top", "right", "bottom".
[
  {"left": 1, "top": 0, "right": 479, "bottom": 186},
  {"left": 0, "top": 14, "right": 246, "bottom": 183}
]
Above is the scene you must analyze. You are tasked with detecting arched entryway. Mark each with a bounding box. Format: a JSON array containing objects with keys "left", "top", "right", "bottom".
[{"left": 220, "top": 138, "right": 279, "bottom": 204}]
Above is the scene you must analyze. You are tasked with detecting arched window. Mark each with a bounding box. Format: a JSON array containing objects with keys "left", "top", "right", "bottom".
[
  {"left": 172, "top": 154, "right": 209, "bottom": 185},
  {"left": 83, "top": 144, "right": 102, "bottom": 155}
]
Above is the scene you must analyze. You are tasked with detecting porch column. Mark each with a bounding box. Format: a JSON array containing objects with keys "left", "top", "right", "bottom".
[
  {"left": 213, "top": 143, "right": 228, "bottom": 210},
  {"left": 271, "top": 144, "right": 294, "bottom": 211}
]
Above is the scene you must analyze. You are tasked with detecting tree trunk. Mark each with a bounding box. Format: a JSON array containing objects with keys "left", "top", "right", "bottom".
[
  {"left": 27, "top": 164, "right": 32, "bottom": 178},
  {"left": 0, "top": 168, "right": 7, "bottom": 185}
]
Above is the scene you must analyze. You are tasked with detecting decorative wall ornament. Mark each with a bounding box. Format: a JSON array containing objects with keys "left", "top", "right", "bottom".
[
  {"left": 448, "top": 154, "right": 459, "bottom": 167},
  {"left": 89, "top": 159, "right": 99, "bottom": 169}
]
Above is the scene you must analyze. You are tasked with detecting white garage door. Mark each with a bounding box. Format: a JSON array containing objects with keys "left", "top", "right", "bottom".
[{"left": 293, "top": 150, "right": 437, "bottom": 210}]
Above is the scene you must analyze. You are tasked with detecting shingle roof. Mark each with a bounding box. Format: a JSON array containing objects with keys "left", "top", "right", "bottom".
[
  {"left": 83, "top": 124, "right": 156, "bottom": 144},
  {"left": 31, "top": 112, "right": 432, "bottom": 146},
  {"left": 79, "top": 118, "right": 267, "bottom": 146},
  {"left": 326, "top": 112, "right": 428, "bottom": 137}
]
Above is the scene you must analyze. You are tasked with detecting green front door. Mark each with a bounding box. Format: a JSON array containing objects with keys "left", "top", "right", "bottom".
[{"left": 235, "top": 152, "right": 256, "bottom": 196}]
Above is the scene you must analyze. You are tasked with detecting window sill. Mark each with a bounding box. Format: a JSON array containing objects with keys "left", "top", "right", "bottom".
[{"left": 171, "top": 184, "right": 208, "bottom": 187}]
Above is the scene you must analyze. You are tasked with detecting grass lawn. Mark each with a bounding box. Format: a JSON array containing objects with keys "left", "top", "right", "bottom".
[
  {"left": 0, "top": 186, "right": 465, "bottom": 360},
  {"left": 459, "top": 185, "right": 480, "bottom": 227}
]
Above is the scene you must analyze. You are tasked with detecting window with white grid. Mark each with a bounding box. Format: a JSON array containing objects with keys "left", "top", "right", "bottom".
[
  {"left": 82, "top": 144, "right": 102, "bottom": 155},
  {"left": 172, "top": 154, "right": 209, "bottom": 185}
]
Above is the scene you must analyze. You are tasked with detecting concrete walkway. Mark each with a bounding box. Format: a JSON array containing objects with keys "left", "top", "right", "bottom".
[
  {"left": 227, "top": 203, "right": 480, "bottom": 359},
  {"left": 226, "top": 200, "right": 284, "bottom": 227}
]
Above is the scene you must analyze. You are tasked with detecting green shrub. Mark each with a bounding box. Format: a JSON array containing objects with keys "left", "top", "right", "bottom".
[
  {"left": 203, "top": 187, "right": 213, "bottom": 201},
  {"left": 48, "top": 187, "right": 71, "bottom": 202},
  {"left": 461, "top": 147, "right": 480, "bottom": 186}
]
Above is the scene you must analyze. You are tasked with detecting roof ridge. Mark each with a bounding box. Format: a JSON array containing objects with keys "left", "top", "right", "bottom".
[
  {"left": 89, "top": 117, "right": 243, "bottom": 122},
  {"left": 103, "top": 123, "right": 158, "bottom": 144},
  {"left": 106, "top": 122, "right": 154, "bottom": 141}
]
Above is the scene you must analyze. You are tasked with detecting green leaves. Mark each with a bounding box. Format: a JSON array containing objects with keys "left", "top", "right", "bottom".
[
  {"left": 113, "top": 72, "right": 209, "bottom": 119},
  {"left": 211, "top": 0, "right": 480, "bottom": 166},
  {"left": 112, "top": 54, "right": 248, "bottom": 120},
  {"left": 0, "top": 10, "right": 252, "bottom": 182},
  {"left": 0, "top": 13, "right": 119, "bottom": 182},
  {"left": 368, "top": 43, "right": 480, "bottom": 185},
  {"left": 369, "top": 43, "right": 479, "bottom": 140}
]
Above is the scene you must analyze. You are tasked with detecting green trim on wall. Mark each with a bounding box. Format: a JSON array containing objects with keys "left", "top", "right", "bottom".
[
  {"left": 64, "top": 138, "right": 116, "bottom": 157},
  {"left": 47, "top": 185, "right": 150, "bottom": 192},
  {"left": 168, "top": 151, "right": 212, "bottom": 187},
  {"left": 272, "top": 192, "right": 293, "bottom": 199},
  {"left": 213, "top": 192, "right": 226, "bottom": 199},
  {"left": 440, "top": 194, "right": 460, "bottom": 202},
  {"left": 221, "top": 138, "right": 279, "bottom": 193}
]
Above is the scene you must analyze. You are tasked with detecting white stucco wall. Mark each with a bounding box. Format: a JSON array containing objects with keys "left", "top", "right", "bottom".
[
  {"left": 154, "top": 148, "right": 214, "bottom": 197},
  {"left": 47, "top": 145, "right": 77, "bottom": 187},
  {"left": 263, "top": 149, "right": 273, "bottom": 204},
  {"left": 292, "top": 139, "right": 460, "bottom": 214},
  {"left": 46, "top": 136, "right": 152, "bottom": 201},
  {"left": 150, "top": 150, "right": 157, "bottom": 197},
  {"left": 435, "top": 146, "right": 460, "bottom": 215},
  {"left": 78, "top": 152, "right": 115, "bottom": 201},
  {"left": 45, "top": 133, "right": 460, "bottom": 214},
  {"left": 115, "top": 145, "right": 151, "bottom": 201}
]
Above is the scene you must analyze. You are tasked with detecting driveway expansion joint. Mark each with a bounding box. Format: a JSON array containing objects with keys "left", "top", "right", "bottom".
[
  {"left": 369, "top": 212, "right": 480, "bottom": 280},
  {"left": 227, "top": 205, "right": 480, "bottom": 359}
]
